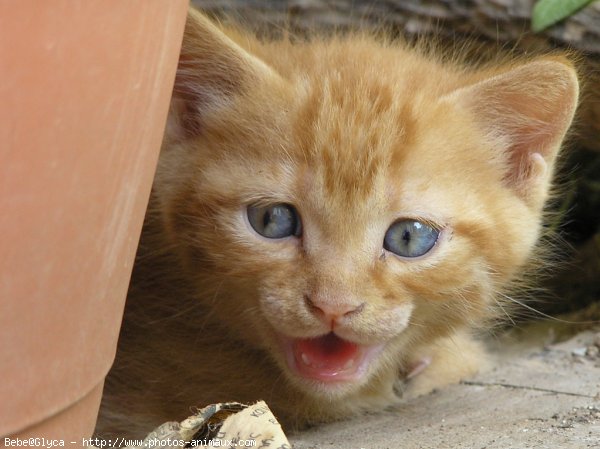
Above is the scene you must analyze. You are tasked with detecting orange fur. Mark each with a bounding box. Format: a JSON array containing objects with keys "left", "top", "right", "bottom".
[{"left": 96, "top": 8, "right": 579, "bottom": 438}]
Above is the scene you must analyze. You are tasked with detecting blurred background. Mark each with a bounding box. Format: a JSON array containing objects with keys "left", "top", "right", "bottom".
[{"left": 192, "top": 0, "right": 600, "bottom": 322}]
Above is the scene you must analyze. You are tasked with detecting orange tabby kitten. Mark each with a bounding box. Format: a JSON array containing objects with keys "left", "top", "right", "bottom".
[{"left": 97, "top": 8, "right": 579, "bottom": 438}]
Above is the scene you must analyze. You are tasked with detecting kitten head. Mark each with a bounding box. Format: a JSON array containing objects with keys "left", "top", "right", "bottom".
[{"left": 155, "top": 10, "right": 578, "bottom": 398}]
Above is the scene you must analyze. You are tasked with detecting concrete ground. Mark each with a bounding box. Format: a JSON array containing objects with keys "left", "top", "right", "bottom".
[{"left": 290, "top": 326, "right": 600, "bottom": 449}]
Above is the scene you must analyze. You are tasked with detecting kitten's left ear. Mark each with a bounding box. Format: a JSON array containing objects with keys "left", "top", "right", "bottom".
[{"left": 446, "top": 58, "right": 579, "bottom": 209}]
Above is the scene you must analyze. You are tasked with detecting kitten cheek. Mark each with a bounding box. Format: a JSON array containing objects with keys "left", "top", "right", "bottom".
[
  {"left": 334, "top": 301, "right": 415, "bottom": 343},
  {"left": 259, "top": 293, "right": 326, "bottom": 337}
]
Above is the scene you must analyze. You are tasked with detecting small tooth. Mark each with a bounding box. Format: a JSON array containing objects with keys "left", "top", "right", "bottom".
[
  {"left": 301, "top": 353, "right": 311, "bottom": 366},
  {"left": 343, "top": 358, "right": 355, "bottom": 370}
]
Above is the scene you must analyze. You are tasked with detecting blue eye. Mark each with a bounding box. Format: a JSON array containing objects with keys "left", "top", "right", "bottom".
[
  {"left": 384, "top": 220, "right": 439, "bottom": 258},
  {"left": 247, "top": 204, "right": 302, "bottom": 239}
]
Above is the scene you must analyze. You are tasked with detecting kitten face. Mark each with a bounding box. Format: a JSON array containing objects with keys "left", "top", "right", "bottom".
[{"left": 155, "top": 10, "right": 578, "bottom": 401}]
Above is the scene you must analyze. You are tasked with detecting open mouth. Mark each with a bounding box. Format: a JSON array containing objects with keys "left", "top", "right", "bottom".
[{"left": 282, "top": 332, "right": 384, "bottom": 383}]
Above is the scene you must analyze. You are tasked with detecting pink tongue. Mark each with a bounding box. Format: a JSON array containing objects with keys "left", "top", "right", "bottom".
[{"left": 295, "top": 333, "right": 359, "bottom": 370}]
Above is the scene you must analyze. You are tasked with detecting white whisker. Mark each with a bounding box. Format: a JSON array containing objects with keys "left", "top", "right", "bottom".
[{"left": 496, "top": 291, "right": 600, "bottom": 325}]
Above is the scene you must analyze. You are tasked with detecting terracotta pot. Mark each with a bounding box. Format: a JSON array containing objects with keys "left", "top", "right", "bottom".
[{"left": 0, "top": 1, "right": 188, "bottom": 444}]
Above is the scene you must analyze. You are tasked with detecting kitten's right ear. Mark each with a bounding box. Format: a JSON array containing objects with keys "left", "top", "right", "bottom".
[{"left": 166, "top": 9, "right": 277, "bottom": 140}]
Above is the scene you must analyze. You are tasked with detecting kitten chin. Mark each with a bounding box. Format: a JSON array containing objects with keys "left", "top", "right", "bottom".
[{"left": 96, "top": 7, "right": 579, "bottom": 438}]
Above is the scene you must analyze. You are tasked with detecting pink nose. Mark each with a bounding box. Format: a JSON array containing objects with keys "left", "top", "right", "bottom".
[{"left": 305, "top": 295, "right": 365, "bottom": 324}]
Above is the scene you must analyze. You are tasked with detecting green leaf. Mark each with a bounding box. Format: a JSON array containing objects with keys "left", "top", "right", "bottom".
[{"left": 532, "top": 0, "right": 596, "bottom": 32}]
